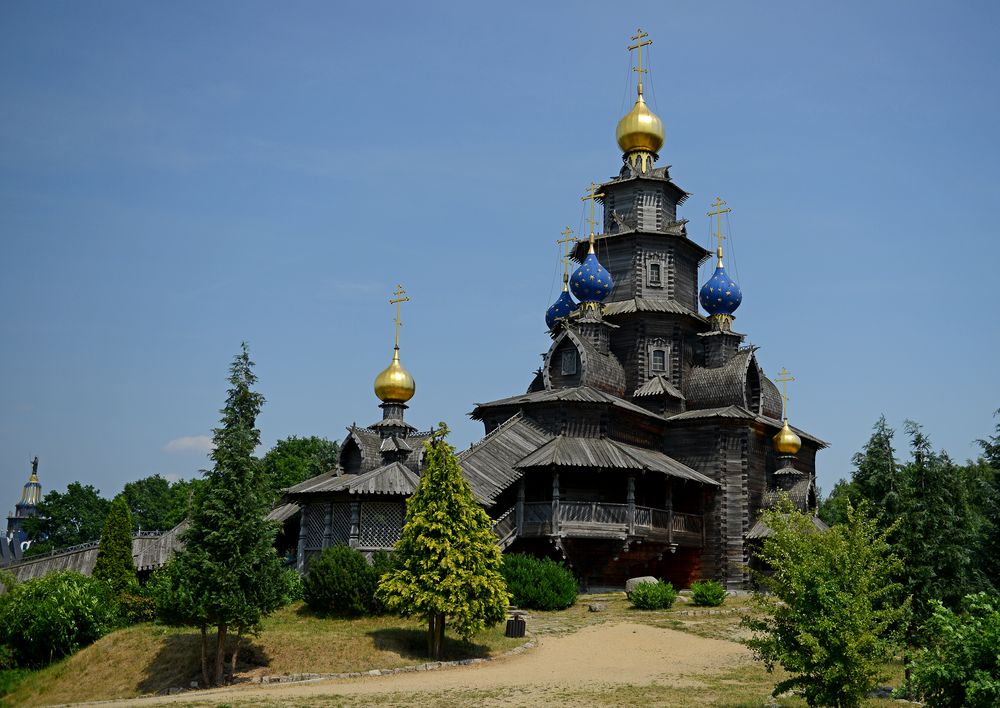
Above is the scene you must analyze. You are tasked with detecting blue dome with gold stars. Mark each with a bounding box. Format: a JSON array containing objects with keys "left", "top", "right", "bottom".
[
  {"left": 545, "top": 289, "right": 577, "bottom": 329},
  {"left": 570, "top": 249, "right": 612, "bottom": 303},
  {"left": 699, "top": 264, "right": 742, "bottom": 316}
]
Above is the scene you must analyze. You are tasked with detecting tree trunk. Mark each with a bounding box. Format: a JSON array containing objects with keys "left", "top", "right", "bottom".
[
  {"left": 436, "top": 614, "right": 446, "bottom": 659},
  {"left": 427, "top": 614, "right": 436, "bottom": 658},
  {"left": 230, "top": 627, "right": 242, "bottom": 679},
  {"left": 199, "top": 625, "right": 209, "bottom": 688},
  {"left": 429, "top": 612, "right": 445, "bottom": 660},
  {"left": 214, "top": 622, "right": 228, "bottom": 686}
]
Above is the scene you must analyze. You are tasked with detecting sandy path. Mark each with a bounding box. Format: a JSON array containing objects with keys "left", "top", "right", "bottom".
[{"left": 112, "top": 622, "right": 752, "bottom": 706}]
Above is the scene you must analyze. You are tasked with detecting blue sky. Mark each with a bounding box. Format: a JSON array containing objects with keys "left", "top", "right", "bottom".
[{"left": 1, "top": 1, "right": 997, "bottom": 507}]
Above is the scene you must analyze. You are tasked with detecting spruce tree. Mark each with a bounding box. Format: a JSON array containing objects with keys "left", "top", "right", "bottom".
[
  {"left": 852, "top": 414, "right": 900, "bottom": 521},
  {"left": 160, "top": 343, "right": 288, "bottom": 686},
  {"left": 93, "top": 495, "right": 138, "bottom": 597},
  {"left": 377, "top": 424, "right": 509, "bottom": 659}
]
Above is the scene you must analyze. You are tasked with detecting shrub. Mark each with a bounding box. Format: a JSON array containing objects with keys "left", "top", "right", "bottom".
[
  {"left": 630, "top": 580, "right": 677, "bottom": 610},
  {"left": 908, "top": 593, "right": 1000, "bottom": 707},
  {"left": 281, "top": 568, "right": 304, "bottom": 606},
  {"left": 303, "top": 545, "right": 378, "bottom": 616},
  {"left": 119, "top": 590, "right": 157, "bottom": 625},
  {"left": 501, "top": 553, "right": 577, "bottom": 610},
  {"left": 690, "top": 579, "right": 727, "bottom": 607},
  {"left": 0, "top": 572, "right": 119, "bottom": 667}
]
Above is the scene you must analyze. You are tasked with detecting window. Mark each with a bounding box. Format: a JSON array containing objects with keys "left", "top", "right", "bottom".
[
  {"left": 649, "top": 262, "right": 661, "bottom": 285},
  {"left": 561, "top": 349, "right": 578, "bottom": 375},
  {"left": 651, "top": 349, "right": 666, "bottom": 372}
]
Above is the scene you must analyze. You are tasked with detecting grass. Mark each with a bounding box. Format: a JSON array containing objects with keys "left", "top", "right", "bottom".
[{"left": 2, "top": 604, "right": 523, "bottom": 706}]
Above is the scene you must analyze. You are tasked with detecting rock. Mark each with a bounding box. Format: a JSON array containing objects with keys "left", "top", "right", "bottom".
[
  {"left": 588, "top": 602, "right": 607, "bottom": 612},
  {"left": 189, "top": 681, "right": 199, "bottom": 688},
  {"left": 625, "top": 576, "right": 658, "bottom": 598},
  {"left": 866, "top": 686, "right": 894, "bottom": 699}
]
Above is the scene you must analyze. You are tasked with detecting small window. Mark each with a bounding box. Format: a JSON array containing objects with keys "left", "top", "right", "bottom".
[
  {"left": 561, "top": 349, "right": 578, "bottom": 375},
  {"left": 651, "top": 349, "right": 666, "bottom": 372},
  {"left": 648, "top": 262, "right": 661, "bottom": 285}
]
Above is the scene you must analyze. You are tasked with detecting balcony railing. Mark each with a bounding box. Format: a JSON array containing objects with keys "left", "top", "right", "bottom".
[{"left": 513, "top": 501, "right": 703, "bottom": 545}]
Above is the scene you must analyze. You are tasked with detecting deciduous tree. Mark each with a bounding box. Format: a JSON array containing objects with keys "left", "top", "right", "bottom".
[
  {"left": 259, "top": 435, "right": 340, "bottom": 501},
  {"left": 377, "top": 424, "right": 509, "bottom": 659},
  {"left": 22, "top": 483, "right": 110, "bottom": 555}
]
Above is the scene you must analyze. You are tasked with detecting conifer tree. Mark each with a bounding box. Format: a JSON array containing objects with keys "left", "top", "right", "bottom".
[
  {"left": 92, "top": 495, "right": 138, "bottom": 597},
  {"left": 377, "top": 424, "right": 509, "bottom": 659},
  {"left": 159, "top": 343, "right": 288, "bottom": 686},
  {"left": 852, "top": 414, "right": 900, "bottom": 520}
]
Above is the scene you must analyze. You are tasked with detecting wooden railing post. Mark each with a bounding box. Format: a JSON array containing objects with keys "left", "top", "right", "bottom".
[
  {"left": 551, "top": 469, "right": 560, "bottom": 535},
  {"left": 296, "top": 506, "right": 308, "bottom": 573},
  {"left": 322, "top": 501, "right": 333, "bottom": 550},
  {"left": 349, "top": 500, "right": 361, "bottom": 549}
]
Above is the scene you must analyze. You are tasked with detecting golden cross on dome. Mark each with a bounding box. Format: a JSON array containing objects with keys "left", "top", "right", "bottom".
[
  {"left": 581, "top": 182, "right": 605, "bottom": 247},
  {"left": 389, "top": 284, "right": 410, "bottom": 349},
  {"left": 707, "top": 196, "right": 732, "bottom": 266},
  {"left": 556, "top": 226, "right": 577, "bottom": 281},
  {"left": 628, "top": 28, "right": 653, "bottom": 95},
  {"left": 775, "top": 367, "right": 795, "bottom": 421}
]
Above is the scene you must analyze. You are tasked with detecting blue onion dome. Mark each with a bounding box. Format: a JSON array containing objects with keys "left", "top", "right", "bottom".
[
  {"left": 545, "top": 288, "right": 577, "bottom": 329},
  {"left": 699, "top": 263, "right": 742, "bottom": 316},
  {"left": 570, "top": 245, "right": 612, "bottom": 303}
]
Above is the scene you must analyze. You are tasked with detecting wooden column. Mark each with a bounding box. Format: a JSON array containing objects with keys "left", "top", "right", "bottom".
[
  {"left": 349, "top": 500, "right": 361, "bottom": 549},
  {"left": 551, "top": 469, "right": 560, "bottom": 535},
  {"left": 627, "top": 474, "right": 636, "bottom": 535},
  {"left": 516, "top": 479, "right": 525, "bottom": 536},
  {"left": 296, "top": 505, "right": 308, "bottom": 574},
  {"left": 665, "top": 479, "right": 674, "bottom": 545},
  {"left": 322, "top": 501, "right": 333, "bottom": 549}
]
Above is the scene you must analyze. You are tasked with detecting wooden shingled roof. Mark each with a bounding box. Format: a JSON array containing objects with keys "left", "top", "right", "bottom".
[
  {"left": 514, "top": 435, "right": 718, "bottom": 486},
  {"left": 602, "top": 297, "right": 705, "bottom": 319},
  {"left": 556, "top": 329, "right": 626, "bottom": 397},
  {"left": 685, "top": 348, "right": 757, "bottom": 409},
  {"left": 747, "top": 513, "right": 828, "bottom": 540},
  {"left": 285, "top": 461, "right": 420, "bottom": 497},
  {"left": 633, "top": 374, "right": 686, "bottom": 399},
  {"left": 470, "top": 385, "right": 665, "bottom": 422},
  {"left": 457, "top": 413, "right": 553, "bottom": 505},
  {"left": 666, "top": 405, "right": 829, "bottom": 448}
]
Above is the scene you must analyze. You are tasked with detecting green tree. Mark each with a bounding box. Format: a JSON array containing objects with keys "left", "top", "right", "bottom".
[
  {"left": 377, "top": 424, "right": 509, "bottom": 659},
  {"left": 260, "top": 435, "right": 340, "bottom": 501},
  {"left": 121, "top": 474, "right": 174, "bottom": 531},
  {"left": 158, "top": 343, "right": 288, "bottom": 686},
  {"left": 22, "top": 483, "right": 111, "bottom": 555},
  {"left": 92, "top": 495, "right": 138, "bottom": 597},
  {"left": 743, "top": 498, "right": 910, "bottom": 707},
  {"left": 852, "top": 414, "right": 900, "bottom": 520},
  {"left": 817, "top": 479, "right": 857, "bottom": 526},
  {"left": 975, "top": 411, "right": 1000, "bottom": 592}
]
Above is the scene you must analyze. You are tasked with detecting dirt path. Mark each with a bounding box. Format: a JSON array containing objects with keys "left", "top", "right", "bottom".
[{"left": 111, "top": 622, "right": 753, "bottom": 706}]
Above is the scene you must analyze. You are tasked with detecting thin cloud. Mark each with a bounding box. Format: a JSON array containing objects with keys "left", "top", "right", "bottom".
[{"left": 163, "top": 436, "right": 214, "bottom": 454}]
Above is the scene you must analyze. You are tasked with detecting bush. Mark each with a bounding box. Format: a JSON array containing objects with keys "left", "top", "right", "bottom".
[
  {"left": 908, "top": 593, "right": 1000, "bottom": 707},
  {"left": 501, "top": 553, "right": 577, "bottom": 610},
  {"left": 0, "top": 572, "right": 119, "bottom": 667},
  {"left": 690, "top": 579, "right": 727, "bottom": 607},
  {"left": 303, "top": 545, "right": 381, "bottom": 616},
  {"left": 630, "top": 580, "right": 677, "bottom": 610},
  {"left": 281, "top": 568, "right": 304, "bottom": 606}
]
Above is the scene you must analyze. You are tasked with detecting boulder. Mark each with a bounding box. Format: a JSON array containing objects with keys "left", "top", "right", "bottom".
[
  {"left": 588, "top": 602, "right": 606, "bottom": 612},
  {"left": 625, "top": 576, "right": 658, "bottom": 598}
]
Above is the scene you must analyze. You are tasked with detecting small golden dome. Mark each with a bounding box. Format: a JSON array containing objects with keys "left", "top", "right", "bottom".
[
  {"left": 616, "top": 94, "right": 664, "bottom": 155},
  {"left": 773, "top": 420, "right": 802, "bottom": 455},
  {"left": 374, "top": 347, "right": 415, "bottom": 403}
]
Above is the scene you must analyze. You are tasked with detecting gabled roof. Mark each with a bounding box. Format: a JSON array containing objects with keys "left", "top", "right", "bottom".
[
  {"left": 514, "top": 435, "right": 718, "bottom": 486},
  {"left": 665, "top": 406, "right": 829, "bottom": 448},
  {"left": 380, "top": 436, "right": 413, "bottom": 453},
  {"left": 266, "top": 502, "right": 301, "bottom": 523},
  {"left": 747, "top": 514, "right": 828, "bottom": 540},
  {"left": 634, "top": 374, "right": 686, "bottom": 399},
  {"left": 471, "top": 385, "right": 665, "bottom": 423},
  {"left": 458, "top": 413, "right": 553, "bottom": 505}
]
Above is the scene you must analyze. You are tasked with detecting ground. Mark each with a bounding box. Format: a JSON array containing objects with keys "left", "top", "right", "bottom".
[{"left": 5, "top": 593, "right": 905, "bottom": 707}]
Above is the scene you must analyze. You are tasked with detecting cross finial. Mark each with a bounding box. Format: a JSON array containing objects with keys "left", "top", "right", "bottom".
[
  {"left": 628, "top": 28, "right": 653, "bottom": 96},
  {"left": 580, "top": 182, "right": 605, "bottom": 249},
  {"left": 775, "top": 367, "right": 795, "bottom": 422},
  {"left": 556, "top": 226, "right": 578, "bottom": 284},
  {"left": 389, "top": 284, "right": 410, "bottom": 349},
  {"left": 707, "top": 196, "right": 732, "bottom": 267}
]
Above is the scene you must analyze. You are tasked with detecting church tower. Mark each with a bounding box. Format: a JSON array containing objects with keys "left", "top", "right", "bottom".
[{"left": 6, "top": 456, "right": 42, "bottom": 559}]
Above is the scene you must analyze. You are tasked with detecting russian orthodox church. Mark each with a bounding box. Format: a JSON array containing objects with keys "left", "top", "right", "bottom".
[
  {"left": 4, "top": 457, "right": 43, "bottom": 562},
  {"left": 281, "top": 29, "right": 826, "bottom": 589}
]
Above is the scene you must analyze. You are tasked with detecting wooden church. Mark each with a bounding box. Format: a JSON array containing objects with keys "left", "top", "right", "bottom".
[{"left": 285, "top": 30, "right": 825, "bottom": 589}]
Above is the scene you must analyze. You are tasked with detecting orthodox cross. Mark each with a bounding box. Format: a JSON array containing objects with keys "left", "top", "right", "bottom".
[
  {"left": 556, "top": 226, "right": 577, "bottom": 280},
  {"left": 389, "top": 284, "right": 410, "bottom": 349},
  {"left": 707, "top": 196, "right": 732, "bottom": 265},
  {"left": 628, "top": 28, "right": 653, "bottom": 95},
  {"left": 580, "top": 182, "right": 605, "bottom": 246},
  {"left": 775, "top": 367, "right": 795, "bottom": 421}
]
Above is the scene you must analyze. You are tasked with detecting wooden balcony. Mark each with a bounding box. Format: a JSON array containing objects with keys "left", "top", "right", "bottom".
[{"left": 509, "top": 501, "right": 703, "bottom": 546}]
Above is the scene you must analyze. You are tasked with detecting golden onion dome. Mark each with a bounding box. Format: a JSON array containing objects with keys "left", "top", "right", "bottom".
[
  {"left": 374, "top": 347, "right": 415, "bottom": 403},
  {"left": 773, "top": 420, "right": 802, "bottom": 455},
  {"left": 616, "top": 94, "right": 664, "bottom": 155}
]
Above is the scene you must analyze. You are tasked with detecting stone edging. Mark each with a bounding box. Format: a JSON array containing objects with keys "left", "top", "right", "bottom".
[{"left": 671, "top": 607, "right": 748, "bottom": 617}]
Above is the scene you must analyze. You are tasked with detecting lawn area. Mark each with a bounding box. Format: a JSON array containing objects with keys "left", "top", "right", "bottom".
[
  {"left": 2, "top": 593, "right": 907, "bottom": 707},
  {"left": 2, "top": 604, "right": 523, "bottom": 706}
]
